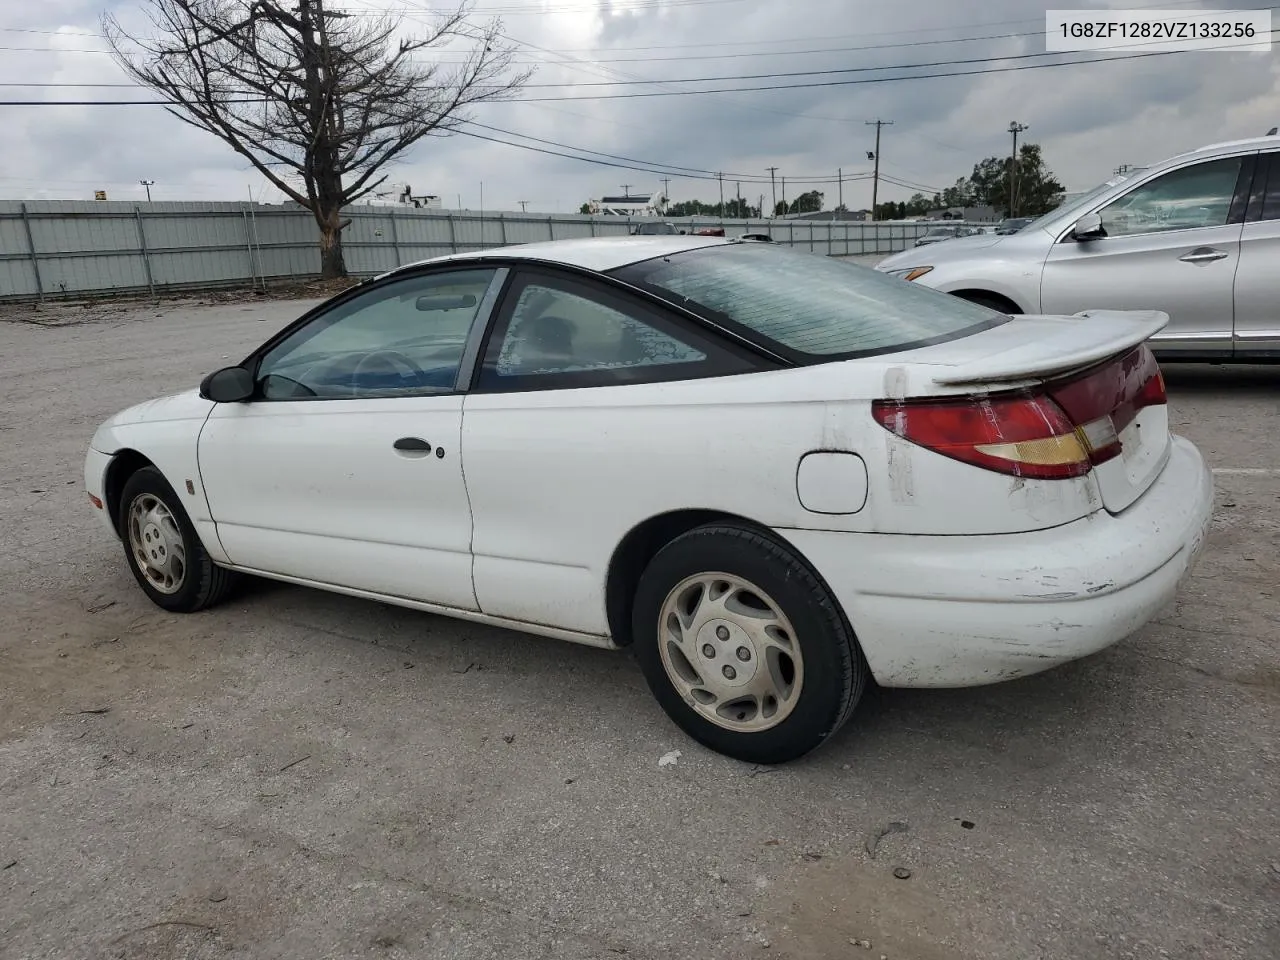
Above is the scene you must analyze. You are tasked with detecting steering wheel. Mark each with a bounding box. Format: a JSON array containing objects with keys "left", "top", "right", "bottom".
[{"left": 351, "top": 350, "right": 426, "bottom": 388}]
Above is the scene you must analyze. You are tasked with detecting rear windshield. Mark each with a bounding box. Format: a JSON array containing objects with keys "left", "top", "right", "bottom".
[{"left": 615, "top": 243, "right": 1006, "bottom": 360}]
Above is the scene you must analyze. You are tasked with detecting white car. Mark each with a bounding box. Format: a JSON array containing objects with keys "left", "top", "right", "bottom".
[
  {"left": 84, "top": 236, "right": 1213, "bottom": 764},
  {"left": 877, "top": 133, "right": 1280, "bottom": 362}
]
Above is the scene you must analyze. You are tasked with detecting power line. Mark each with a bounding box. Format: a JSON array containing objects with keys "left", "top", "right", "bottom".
[
  {"left": 459, "top": 120, "right": 842, "bottom": 183},
  {"left": 503, "top": 28, "right": 1280, "bottom": 87},
  {"left": 503, "top": 37, "right": 1280, "bottom": 101},
  {"left": 342, "top": 0, "right": 1211, "bottom": 46},
  {"left": 7, "top": 31, "right": 1275, "bottom": 109},
  {"left": 455, "top": 123, "right": 878, "bottom": 186},
  {"left": 0, "top": 0, "right": 1225, "bottom": 58},
  {"left": 4, "top": 0, "right": 1202, "bottom": 45},
  {"left": 6, "top": 35, "right": 1273, "bottom": 108},
  {"left": 24, "top": 17, "right": 1272, "bottom": 76}
]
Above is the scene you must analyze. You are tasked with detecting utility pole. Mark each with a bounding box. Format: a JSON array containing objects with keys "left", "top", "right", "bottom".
[
  {"left": 1008, "top": 121, "right": 1029, "bottom": 218},
  {"left": 660, "top": 177, "right": 670, "bottom": 213},
  {"left": 139, "top": 179, "right": 154, "bottom": 202},
  {"left": 620, "top": 183, "right": 632, "bottom": 198},
  {"left": 766, "top": 167, "right": 778, "bottom": 216},
  {"left": 865, "top": 119, "right": 893, "bottom": 220},
  {"left": 837, "top": 168, "right": 843, "bottom": 213},
  {"left": 717, "top": 172, "right": 724, "bottom": 216},
  {"left": 518, "top": 200, "right": 528, "bottom": 213},
  {"left": 780, "top": 176, "right": 787, "bottom": 215},
  {"left": 736, "top": 180, "right": 742, "bottom": 218}
]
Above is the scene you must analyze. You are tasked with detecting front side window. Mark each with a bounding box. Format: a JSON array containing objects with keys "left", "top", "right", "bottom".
[
  {"left": 1097, "top": 157, "right": 1244, "bottom": 237},
  {"left": 1260, "top": 153, "right": 1280, "bottom": 221},
  {"left": 255, "top": 269, "right": 497, "bottom": 399},
  {"left": 617, "top": 244, "right": 1005, "bottom": 361},
  {"left": 1022, "top": 167, "right": 1149, "bottom": 235}
]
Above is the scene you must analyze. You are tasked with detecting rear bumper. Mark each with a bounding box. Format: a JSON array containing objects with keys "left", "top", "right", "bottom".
[{"left": 778, "top": 435, "right": 1213, "bottom": 687}]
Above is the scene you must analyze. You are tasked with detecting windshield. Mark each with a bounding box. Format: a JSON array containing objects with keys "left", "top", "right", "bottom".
[
  {"left": 1023, "top": 167, "right": 1149, "bottom": 232},
  {"left": 614, "top": 244, "right": 1007, "bottom": 360}
]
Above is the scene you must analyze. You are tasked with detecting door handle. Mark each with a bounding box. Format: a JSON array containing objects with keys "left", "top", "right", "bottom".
[
  {"left": 393, "top": 437, "right": 432, "bottom": 452},
  {"left": 1179, "top": 248, "right": 1228, "bottom": 263}
]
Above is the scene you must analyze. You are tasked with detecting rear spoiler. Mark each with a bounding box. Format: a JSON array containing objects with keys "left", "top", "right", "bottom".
[{"left": 932, "top": 310, "right": 1169, "bottom": 386}]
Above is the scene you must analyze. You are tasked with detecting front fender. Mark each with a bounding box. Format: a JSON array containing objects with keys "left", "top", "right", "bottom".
[
  {"left": 87, "top": 391, "right": 228, "bottom": 562},
  {"left": 923, "top": 262, "right": 1042, "bottom": 313}
]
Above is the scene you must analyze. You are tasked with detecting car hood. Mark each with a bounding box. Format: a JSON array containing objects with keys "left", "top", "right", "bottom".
[
  {"left": 881, "top": 232, "right": 1011, "bottom": 268},
  {"left": 91, "top": 389, "right": 213, "bottom": 450},
  {"left": 107, "top": 388, "right": 213, "bottom": 425}
]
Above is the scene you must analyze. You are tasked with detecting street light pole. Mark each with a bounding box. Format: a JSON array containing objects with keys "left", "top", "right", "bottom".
[
  {"left": 139, "top": 179, "right": 155, "bottom": 202},
  {"left": 1008, "top": 121, "right": 1029, "bottom": 218},
  {"left": 865, "top": 118, "right": 893, "bottom": 220}
]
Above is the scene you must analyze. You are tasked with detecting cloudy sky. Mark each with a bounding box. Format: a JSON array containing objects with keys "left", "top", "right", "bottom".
[{"left": 2, "top": 0, "right": 1277, "bottom": 212}]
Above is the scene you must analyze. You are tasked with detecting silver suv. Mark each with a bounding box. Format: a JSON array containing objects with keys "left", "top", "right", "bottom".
[{"left": 877, "top": 133, "right": 1280, "bottom": 362}]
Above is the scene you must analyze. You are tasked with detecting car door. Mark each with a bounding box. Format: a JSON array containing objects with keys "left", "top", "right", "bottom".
[
  {"left": 1040, "top": 153, "right": 1254, "bottom": 358},
  {"left": 1235, "top": 150, "right": 1280, "bottom": 357},
  {"left": 197, "top": 266, "right": 507, "bottom": 609},
  {"left": 459, "top": 268, "right": 760, "bottom": 636}
]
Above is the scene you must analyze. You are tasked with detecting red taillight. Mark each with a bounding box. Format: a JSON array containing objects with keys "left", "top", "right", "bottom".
[
  {"left": 872, "top": 346, "right": 1168, "bottom": 480},
  {"left": 1047, "top": 346, "right": 1166, "bottom": 467},
  {"left": 871, "top": 393, "right": 1091, "bottom": 480}
]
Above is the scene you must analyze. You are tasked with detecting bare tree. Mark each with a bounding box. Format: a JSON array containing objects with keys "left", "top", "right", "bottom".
[{"left": 104, "top": 0, "right": 532, "bottom": 278}]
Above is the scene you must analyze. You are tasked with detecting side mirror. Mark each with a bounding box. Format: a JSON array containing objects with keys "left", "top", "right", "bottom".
[
  {"left": 199, "top": 365, "right": 255, "bottom": 403},
  {"left": 1072, "top": 212, "right": 1105, "bottom": 241}
]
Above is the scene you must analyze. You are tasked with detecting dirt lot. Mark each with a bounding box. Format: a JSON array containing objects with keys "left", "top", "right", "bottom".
[{"left": 1, "top": 294, "right": 1277, "bottom": 960}]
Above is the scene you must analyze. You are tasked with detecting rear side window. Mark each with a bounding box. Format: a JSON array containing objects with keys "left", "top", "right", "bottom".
[{"left": 615, "top": 244, "right": 1005, "bottom": 360}]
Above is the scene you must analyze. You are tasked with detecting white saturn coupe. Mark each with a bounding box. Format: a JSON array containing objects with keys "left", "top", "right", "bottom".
[{"left": 85, "top": 235, "right": 1213, "bottom": 764}]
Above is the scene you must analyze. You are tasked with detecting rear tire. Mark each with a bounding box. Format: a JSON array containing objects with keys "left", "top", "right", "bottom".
[
  {"left": 118, "top": 466, "right": 236, "bottom": 613},
  {"left": 631, "top": 523, "right": 866, "bottom": 764}
]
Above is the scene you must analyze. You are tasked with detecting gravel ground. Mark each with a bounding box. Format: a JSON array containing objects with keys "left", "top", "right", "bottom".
[{"left": 1, "top": 294, "right": 1277, "bottom": 960}]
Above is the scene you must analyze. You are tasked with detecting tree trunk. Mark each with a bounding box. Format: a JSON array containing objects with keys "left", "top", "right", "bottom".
[{"left": 317, "top": 208, "right": 346, "bottom": 279}]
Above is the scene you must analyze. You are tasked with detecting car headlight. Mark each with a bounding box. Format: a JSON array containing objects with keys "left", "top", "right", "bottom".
[{"left": 882, "top": 266, "right": 934, "bottom": 282}]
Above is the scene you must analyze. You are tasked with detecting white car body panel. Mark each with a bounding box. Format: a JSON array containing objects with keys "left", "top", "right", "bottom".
[
  {"left": 86, "top": 389, "right": 228, "bottom": 562},
  {"left": 462, "top": 354, "right": 1115, "bottom": 635},
  {"left": 198, "top": 395, "right": 478, "bottom": 610},
  {"left": 1041, "top": 223, "right": 1240, "bottom": 356},
  {"left": 780, "top": 436, "right": 1211, "bottom": 686},
  {"left": 84, "top": 236, "right": 1215, "bottom": 689},
  {"left": 921, "top": 310, "right": 1168, "bottom": 385},
  {"left": 1234, "top": 214, "right": 1280, "bottom": 353}
]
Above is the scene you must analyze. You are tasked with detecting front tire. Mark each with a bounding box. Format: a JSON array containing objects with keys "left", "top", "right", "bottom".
[
  {"left": 631, "top": 523, "right": 866, "bottom": 764},
  {"left": 118, "top": 466, "right": 236, "bottom": 612},
  {"left": 955, "top": 292, "right": 1019, "bottom": 314}
]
